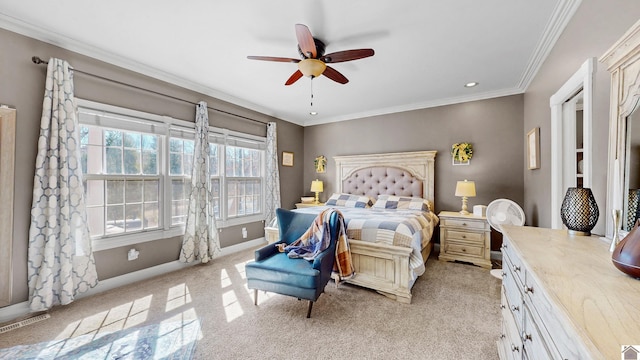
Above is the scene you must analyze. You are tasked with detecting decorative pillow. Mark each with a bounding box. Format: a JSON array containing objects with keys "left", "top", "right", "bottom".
[
  {"left": 325, "top": 193, "right": 373, "bottom": 208},
  {"left": 371, "top": 195, "right": 431, "bottom": 212}
]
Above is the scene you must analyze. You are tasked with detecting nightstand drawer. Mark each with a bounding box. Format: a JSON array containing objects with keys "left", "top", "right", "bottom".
[
  {"left": 444, "top": 241, "right": 484, "bottom": 257},
  {"left": 443, "top": 229, "right": 484, "bottom": 242},
  {"left": 441, "top": 218, "right": 488, "bottom": 230}
]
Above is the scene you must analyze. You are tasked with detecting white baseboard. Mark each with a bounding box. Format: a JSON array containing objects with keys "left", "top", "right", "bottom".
[{"left": 0, "top": 237, "right": 266, "bottom": 324}]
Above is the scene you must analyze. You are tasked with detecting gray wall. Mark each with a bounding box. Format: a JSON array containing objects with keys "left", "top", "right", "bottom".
[
  {"left": 523, "top": 0, "right": 640, "bottom": 232},
  {"left": 0, "top": 28, "right": 305, "bottom": 305},
  {"left": 303, "top": 95, "right": 525, "bottom": 218}
]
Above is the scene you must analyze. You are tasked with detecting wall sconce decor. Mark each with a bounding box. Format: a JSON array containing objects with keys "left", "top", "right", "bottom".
[
  {"left": 314, "top": 155, "right": 327, "bottom": 173},
  {"left": 310, "top": 179, "right": 324, "bottom": 204},
  {"left": 451, "top": 142, "right": 473, "bottom": 165},
  {"left": 455, "top": 179, "right": 476, "bottom": 215},
  {"left": 560, "top": 187, "right": 599, "bottom": 236}
]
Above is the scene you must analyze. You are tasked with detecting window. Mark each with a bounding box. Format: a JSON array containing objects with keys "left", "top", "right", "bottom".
[{"left": 77, "top": 99, "right": 266, "bottom": 251}]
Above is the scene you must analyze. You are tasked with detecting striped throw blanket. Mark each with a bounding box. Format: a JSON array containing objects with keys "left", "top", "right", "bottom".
[{"left": 284, "top": 209, "right": 355, "bottom": 280}]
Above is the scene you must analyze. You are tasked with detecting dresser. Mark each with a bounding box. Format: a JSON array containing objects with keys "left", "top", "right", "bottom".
[
  {"left": 498, "top": 225, "right": 640, "bottom": 360},
  {"left": 294, "top": 202, "right": 323, "bottom": 209},
  {"left": 438, "top": 211, "right": 491, "bottom": 269}
]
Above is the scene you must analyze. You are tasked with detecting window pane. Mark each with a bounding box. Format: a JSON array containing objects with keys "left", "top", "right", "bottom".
[
  {"left": 104, "top": 130, "right": 122, "bottom": 146},
  {"left": 209, "top": 144, "right": 219, "bottom": 176},
  {"left": 126, "top": 180, "right": 143, "bottom": 203},
  {"left": 142, "top": 151, "right": 157, "bottom": 174},
  {"left": 144, "top": 180, "right": 159, "bottom": 202},
  {"left": 125, "top": 204, "right": 143, "bottom": 231},
  {"left": 183, "top": 140, "right": 194, "bottom": 154},
  {"left": 106, "top": 205, "right": 124, "bottom": 234},
  {"left": 170, "top": 153, "right": 182, "bottom": 175},
  {"left": 144, "top": 203, "right": 159, "bottom": 229},
  {"left": 142, "top": 134, "right": 157, "bottom": 150},
  {"left": 85, "top": 179, "right": 104, "bottom": 206},
  {"left": 123, "top": 132, "right": 141, "bottom": 148},
  {"left": 211, "top": 178, "right": 220, "bottom": 219},
  {"left": 106, "top": 180, "right": 124, "bottom": 204},
  {"left": 170, "top": 138, "right": 183, "bottom": 152},
  {"left": 105, "top": 148, "right": 122, "bottom": 174},
  {"left": 124, "top": 149, "right": 141, "bottom": 174}
]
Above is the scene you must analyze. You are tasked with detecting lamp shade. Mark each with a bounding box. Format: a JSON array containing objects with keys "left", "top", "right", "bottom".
[
  {"left": 455, "top": 180, "right": 476, "bottom": 197},
  {"left": 560, "top": 187, "right": 599, "bottom": 236},
  {"left": 298, "top": 59, "right": 327, "bottom": 77},
  {"left": 310, "top": 180, "right": 324, "bottom": 193}
]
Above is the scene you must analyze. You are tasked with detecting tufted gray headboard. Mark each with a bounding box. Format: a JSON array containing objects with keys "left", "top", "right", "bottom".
[{"left": 334, "top": 150, "right": 437, "bottom": 211}]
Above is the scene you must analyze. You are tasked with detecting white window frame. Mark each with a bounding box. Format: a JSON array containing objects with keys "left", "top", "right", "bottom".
[{"left": 77, "top": 99, "right": 266, "bottom": 251}]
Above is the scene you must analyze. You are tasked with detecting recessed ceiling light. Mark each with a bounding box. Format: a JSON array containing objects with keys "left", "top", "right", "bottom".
[
  {"left": 310, "top": 111, "right": 318, "bottom": 116},
  {"left": 464, "top": 82, "right": 479, "bottom": 88}
]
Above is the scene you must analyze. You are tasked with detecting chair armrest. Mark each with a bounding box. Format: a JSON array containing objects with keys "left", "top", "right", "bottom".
[
  {"left": 312, "top": 245, "right": 335, "bottom": 271},
  {"left": 255, "top": 242, "right": 283, "bottom": 261}
]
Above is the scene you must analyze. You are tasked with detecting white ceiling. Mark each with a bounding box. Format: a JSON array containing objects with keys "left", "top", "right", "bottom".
[{"left": 0, "top": 0, "right": 579, "bottom": 126}]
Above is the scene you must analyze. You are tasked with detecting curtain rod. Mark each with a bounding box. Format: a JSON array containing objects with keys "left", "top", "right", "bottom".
[{"left": 31, "top": 56, "right": 268, "bottom": 127}]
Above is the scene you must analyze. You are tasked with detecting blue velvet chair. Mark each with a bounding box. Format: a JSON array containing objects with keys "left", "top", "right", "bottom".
[{"left": 246, "top": 208, "right": 338, "bottom": 318}]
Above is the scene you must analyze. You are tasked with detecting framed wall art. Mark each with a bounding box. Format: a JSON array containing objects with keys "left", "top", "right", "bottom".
[
  {"left": 282, "top": 151, "right": 294, "bottom": 167},
  {"left": 527, "top": 127, "right": 540, "bottom": 170}
]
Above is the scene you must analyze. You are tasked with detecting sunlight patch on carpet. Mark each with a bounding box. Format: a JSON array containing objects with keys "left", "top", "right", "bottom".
[{"left": 0, "top": 318, "right": 201, "bottom": 360}]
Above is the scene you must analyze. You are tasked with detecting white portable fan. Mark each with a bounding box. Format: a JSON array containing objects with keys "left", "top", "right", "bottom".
[{"left": 486, "top": 199, "right": 525, "bottom": 279}]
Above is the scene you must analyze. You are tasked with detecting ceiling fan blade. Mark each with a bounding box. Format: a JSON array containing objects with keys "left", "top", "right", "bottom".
[
  {"left": 321, "top": 49, "right": 375, "bottom": 63},
  {"left": 247, "top": 56, "right": 300, "bottom": 63},
  {"left": 323, "top": 66, "right": 349, "bottom": 84},
  {"left": 285, "top": 70, "right": 304, "bottom": 86},
  {"left": 295, "top": 24, "right": 317, "bottom": 58}
]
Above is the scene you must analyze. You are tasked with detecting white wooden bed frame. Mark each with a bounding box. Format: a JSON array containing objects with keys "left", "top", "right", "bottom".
[
  {"left": 267, "top": 150, "right": 437, "bottom": 303},
  {"left": 332, "top": 150, "right": 436, "bottom": 303}
]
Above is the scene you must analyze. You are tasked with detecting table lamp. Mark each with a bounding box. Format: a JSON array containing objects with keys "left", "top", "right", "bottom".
[
  {"left": 455, "top": 179, "right": 476, "bottom": 215},
  {"left": 310, "top": 179, "right": 324, "bottom": 205}
]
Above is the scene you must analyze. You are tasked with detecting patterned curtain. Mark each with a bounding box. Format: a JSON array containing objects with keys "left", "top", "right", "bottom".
[
  {"left": 180, "top": 101, "right": 221, "bottom": 263},
  {"left": 28, "top": 58, "right": 98, "bottom": 312},
  {"left": 265, "top": 122, "right": 281, "bottom": 224}
]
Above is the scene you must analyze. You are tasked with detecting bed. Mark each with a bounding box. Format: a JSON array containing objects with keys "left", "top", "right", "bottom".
[{"left": 266, "top": 150, "right": 438, "bottom": 303}]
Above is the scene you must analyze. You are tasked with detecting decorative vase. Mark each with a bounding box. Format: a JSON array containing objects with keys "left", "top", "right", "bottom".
[
  {"left": 560, "top": 187, "right": 599, "bottom": 236},
  {"left": 612, "top": 219, "right": 640, "bottom": 279}
]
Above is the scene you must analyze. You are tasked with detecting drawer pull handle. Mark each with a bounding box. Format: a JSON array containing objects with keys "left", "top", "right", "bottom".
[
  {"left": 510, "top": 305, "right": 519, "bottom": 312},
  {"left": 462, "top": 222, "right": 467, "bottom": 226},
  {"left": 522, "top": 332, "right": 532, "bottom": 342},
  {"left": 513, "top": 265, "right": 521, "bottom": 272},
  {"left": 501, "top": 244, "right": 507, "bottom": 250},
  {"left": 501, "top": 271, "right": 507, "bottom": 277},
  {"left": 524, "top": 286, "right": 534, "bottom": 294},
  {"left": 511, "top": 344, "right": 520, "bottom": 352},
  {"left": 500, "top": 334, "right": 506, "bottom": 339},
  {"left": 500, "top": 304, "right": 506, "bottom": 309}
]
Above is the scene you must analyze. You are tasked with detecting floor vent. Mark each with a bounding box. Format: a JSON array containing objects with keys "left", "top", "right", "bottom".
[{"left": 0, "top": 313, "right": 50, "bottom": 334}]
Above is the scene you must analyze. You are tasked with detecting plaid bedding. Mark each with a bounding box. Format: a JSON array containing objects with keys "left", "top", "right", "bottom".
[{"left": 292, "top": 206, "right": 439, "bottom": 280}]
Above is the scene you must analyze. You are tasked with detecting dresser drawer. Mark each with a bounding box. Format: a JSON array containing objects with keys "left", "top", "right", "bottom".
[
  {"left": 442, "top": 229, "right": 484, "bottom": 243},
  {"left": 441, "top": 217, "right": 488, "bottom": 230},
  {"left": 522, "top": 304, "right": 555, "bottom": 360},
  {"left": 523, "top": 272, "right": 590, "bottom": 360},
  {"left": 499, "top": 291, "right": 523, "bottom": 360},
  {"left": 502, "top": 238, "right": 525, "bottom": 287},
  {"left": 444, "top": 241, "right": 484, "bottom": 258},
  {"left": 502, "top": 264, "right": 523, "bottom": 330}
]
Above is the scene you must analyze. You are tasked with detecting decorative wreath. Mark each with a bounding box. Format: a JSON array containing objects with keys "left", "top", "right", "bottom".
[{"left": 451, "top": 142, "right": 473, "bottom": 162}]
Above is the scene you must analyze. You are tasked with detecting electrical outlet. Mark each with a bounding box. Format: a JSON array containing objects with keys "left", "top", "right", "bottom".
[
  {"left": 128, "top": 248, "right": 139, "bottom": 261},
  {"left": 242, "top": 227, "right": 247, "bottom": 239}
]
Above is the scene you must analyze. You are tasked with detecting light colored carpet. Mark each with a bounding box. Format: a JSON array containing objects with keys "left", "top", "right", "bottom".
[{"left": 0, "top": 248, "right": 502, "bottom": 360}]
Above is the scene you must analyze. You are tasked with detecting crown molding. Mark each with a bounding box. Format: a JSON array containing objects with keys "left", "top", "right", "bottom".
[
  {"left": 0, "top": 13, "right": 278, "bottom": 121},
  {"left": 517, "top": 0, "right": 583, "bottom": 91},
  {"left": 302, "top": 87, "right": 524, "bottom": 126}
]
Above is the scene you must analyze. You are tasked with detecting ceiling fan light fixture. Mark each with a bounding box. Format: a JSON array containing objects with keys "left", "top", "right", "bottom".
[{"left": 298, "top": 59, "right": 326, "bottom": 77}]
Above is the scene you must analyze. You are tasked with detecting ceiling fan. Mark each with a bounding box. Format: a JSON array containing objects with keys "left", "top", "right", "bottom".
[{"left": 247, "top": 24, "right": 375, "bottom": 85}]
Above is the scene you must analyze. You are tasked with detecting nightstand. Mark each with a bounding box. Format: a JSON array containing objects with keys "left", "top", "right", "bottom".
[
  {"left": 294, "top": 202, "right": 323, "bottom": 209},
  {"left": 438, "top": 211, "right": 491, "bottom": 269}
]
